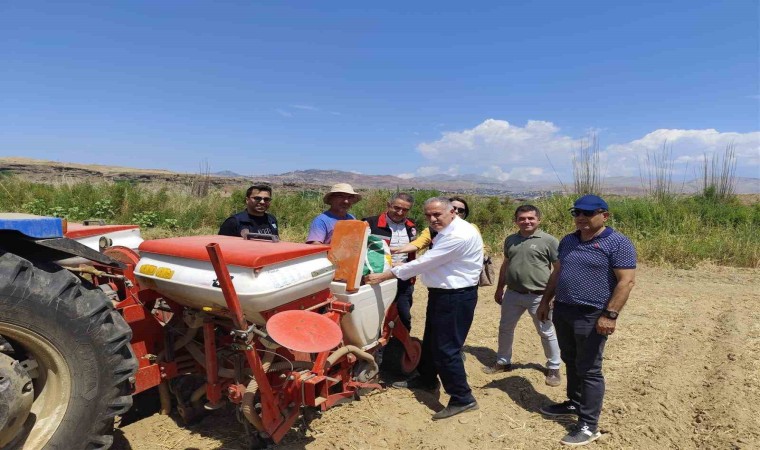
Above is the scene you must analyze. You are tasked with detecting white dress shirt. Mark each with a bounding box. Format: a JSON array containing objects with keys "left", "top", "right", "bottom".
[{"left": 391, "top": 216, "right": 483, "bottom": 289}]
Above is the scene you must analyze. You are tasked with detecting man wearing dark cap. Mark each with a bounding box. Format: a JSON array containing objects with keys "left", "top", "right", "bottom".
[{"left": 537, "top": 194, "right": 637, "bottom": 446}]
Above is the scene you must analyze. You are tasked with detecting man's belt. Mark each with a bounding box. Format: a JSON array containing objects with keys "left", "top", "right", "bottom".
[
  {"left": 428, "top": 285, "right": 478, "bottom": 294},
  {"left": 510, "top": 288, "right": 545, "bottom": 295}
]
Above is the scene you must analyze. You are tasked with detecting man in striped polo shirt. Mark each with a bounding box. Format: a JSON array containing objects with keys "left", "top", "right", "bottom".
[{"left": 537, "top": 194, "right": 637, "bottom": 447}]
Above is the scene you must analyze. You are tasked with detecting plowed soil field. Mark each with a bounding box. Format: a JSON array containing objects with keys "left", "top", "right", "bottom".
[{"left": 113, "top": 262, "right": 760, "bottom": 449}]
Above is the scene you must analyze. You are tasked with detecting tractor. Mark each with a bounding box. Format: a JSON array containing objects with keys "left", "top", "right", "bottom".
[{"left": 0, "top": 214, "right": 421, "bottom": 449}]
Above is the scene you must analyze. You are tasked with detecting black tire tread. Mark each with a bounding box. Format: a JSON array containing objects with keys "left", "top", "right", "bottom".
[{"left": 0, "top": 252, "right": 138, "bottom": 449}]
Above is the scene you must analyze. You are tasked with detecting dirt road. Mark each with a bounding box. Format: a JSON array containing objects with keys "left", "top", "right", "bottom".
[{"left": 113, "top": 263, "right": 759, "bottom": 449}]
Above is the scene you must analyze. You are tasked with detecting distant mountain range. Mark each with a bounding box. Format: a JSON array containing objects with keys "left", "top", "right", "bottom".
[
  {"left": 1, "top": 157, "right": 757, "bottom": 195},
  {"left": 226, "top": 169, "right": 760, "bottom": 196}
]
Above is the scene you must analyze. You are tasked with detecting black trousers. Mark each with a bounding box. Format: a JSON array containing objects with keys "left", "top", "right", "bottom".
[
  {"left": 395, "top": 278, "right": 415, "bottom": 332},
  {"left": 418, "top": 285, "right": 478, "bottom": 406},
  {"left": 552, "top": 302, "right": 608, "bottom": 428}
]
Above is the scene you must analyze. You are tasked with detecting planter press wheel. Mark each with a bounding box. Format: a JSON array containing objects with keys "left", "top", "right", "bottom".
[{"left": 400, "top": 337, "right": 422, "bottom": 376}]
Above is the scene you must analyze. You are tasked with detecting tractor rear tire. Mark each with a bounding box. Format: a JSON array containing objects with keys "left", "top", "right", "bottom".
[{"left": 0, "top": 252, "right": 138, "bottom": 450}]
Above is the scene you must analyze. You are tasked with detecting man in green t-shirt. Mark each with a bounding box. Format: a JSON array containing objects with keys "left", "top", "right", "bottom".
[{"left": 482, "top": 205, "right": 562, "bottom": 387}]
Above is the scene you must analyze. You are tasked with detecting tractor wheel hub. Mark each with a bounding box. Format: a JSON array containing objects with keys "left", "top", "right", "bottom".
[{"left": 0, "top": 351, "right": 35, "bottom": 448}]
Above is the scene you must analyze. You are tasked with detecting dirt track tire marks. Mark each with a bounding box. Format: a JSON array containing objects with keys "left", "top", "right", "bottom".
[
  {"left": 691, "top": 304, "right": 760, "bottom": 449},
  {"left": 602, "top": 266, "right": 760, "bottom": 449}
]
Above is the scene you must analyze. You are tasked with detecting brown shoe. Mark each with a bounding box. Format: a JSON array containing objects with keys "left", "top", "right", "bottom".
[
  {"left": 481, "top": 363, "right": 513, "bottom": 374},
  {"left": 545, "top": 368, "right": 562, "bottom": 387}
]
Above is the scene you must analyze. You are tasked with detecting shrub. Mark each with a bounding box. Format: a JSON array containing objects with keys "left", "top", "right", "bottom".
[{"left": 1, "top": 177, "right": 757, "bottom": 268}]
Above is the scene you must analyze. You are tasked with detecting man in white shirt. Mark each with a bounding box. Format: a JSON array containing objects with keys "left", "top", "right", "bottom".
[{"left": 366, "top": 197, "right": 483, "bottom": 420}]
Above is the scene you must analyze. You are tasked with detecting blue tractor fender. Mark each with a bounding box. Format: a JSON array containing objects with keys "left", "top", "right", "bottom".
[
  {"left": 0, "top": 213, "right": 64, "bottom": 238},
  {"left": 0, "top": 213, "right": 121, "bottom": 266}
]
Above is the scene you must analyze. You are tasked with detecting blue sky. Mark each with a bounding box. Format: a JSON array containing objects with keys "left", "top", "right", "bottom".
[{"left": 1, "top": 1, "right": 758, "bottom": 181}]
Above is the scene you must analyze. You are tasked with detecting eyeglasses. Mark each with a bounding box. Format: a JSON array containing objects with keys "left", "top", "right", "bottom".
[
  {"left": 570, "top": 209, "right": 605, "bottom": 217},
  {"left": 391, "top": 206, "right": 410, "bottom": 212},
  {"left": 454, "top": 207, "right": 467, "bottom": 214},
  {"left": 250, "top": 196, "right": 272, "bottom": 203}
]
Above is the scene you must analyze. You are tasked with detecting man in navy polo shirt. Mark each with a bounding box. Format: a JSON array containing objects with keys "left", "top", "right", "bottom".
[{"left": 537, "top": 194, "right": 636, "bottom": 447}]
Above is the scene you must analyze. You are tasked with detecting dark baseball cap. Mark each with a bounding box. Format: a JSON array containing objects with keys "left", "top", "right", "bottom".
[{"left": 571, "top": 194, "right": 609, "bottom": 211}]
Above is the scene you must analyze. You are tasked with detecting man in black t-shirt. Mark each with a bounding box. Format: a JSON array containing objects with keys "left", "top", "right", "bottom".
[{"left": 218, "top": 184, "right": 279, "bottom": 237}]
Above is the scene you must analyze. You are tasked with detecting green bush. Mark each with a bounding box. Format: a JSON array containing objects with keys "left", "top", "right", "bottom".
[{"left": 1, "top": 177, "right": 757, "bottom": 268}]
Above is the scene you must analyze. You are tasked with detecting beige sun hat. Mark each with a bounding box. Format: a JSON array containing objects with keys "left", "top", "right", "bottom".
[{"left": 323, "top": 183, "right": 362, "bottom": 204}]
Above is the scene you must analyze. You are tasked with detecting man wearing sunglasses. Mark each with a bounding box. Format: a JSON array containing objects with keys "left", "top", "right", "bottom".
[
  {"left": 536, "top": 194, "right": 636, "bottom": 446},
  {"left": 218, "top": 184, "right": 279, "bottom": 238},
  {"left": 362, "top": 192, "right": 418, "bottom": 332}
]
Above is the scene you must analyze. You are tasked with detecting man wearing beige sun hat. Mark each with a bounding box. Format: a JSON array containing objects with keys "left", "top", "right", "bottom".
[{"left": 306, "top": 183, "right": 362, "bottom": 244}]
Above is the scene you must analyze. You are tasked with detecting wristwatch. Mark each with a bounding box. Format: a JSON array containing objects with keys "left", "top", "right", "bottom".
[{"left": 602, "top": 309, "right": 619, "bottom": 320}]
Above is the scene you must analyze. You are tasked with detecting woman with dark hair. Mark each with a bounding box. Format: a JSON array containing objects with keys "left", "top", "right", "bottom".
[
  {"left": 392, "top": 196, "right": 478, "bottom": 254},
  {"left": 449, "top": 196, "right": 470, "bottom": 220}
]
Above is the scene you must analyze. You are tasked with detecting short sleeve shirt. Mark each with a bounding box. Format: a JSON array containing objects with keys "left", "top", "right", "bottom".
[
  {"left": 555, "top": 227, "right": 637, "bottom": 309},
  {"left": 503, "top": 230, "right": 559, "bottom": 292},
  {"left": 306, "top": 211, "right": 356, "bottom": 244},
  {"left": 218, "top": 212, "right": 278, "bottom": 237}
]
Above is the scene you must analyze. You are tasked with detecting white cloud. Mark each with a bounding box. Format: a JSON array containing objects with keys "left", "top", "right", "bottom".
[
  {"left": 605, "top": 129, "right": 760, "bottom": 177},
  {"left": 417, "top": 119, "right": 579, "bottom": 169},
  {"left": 674, "top": 155, "right": 705, "bottom": 164},
  {"left": 444, "top": 165, "right": 460, "bottom": 176},
  {"left": 275, "top": 109, "right": 292, "bottom": 118},
  {"left": 416, "top": 166, "right": 442, "bottom": 177},
  {"left": 483, "top": 165, "right": 545, "bottom": 182},
  {"left": 291, "top": 104, "right": 319, "bottom": 111},
  {"left": 281, "top": 104, "right": 340, "bottom": 116},
  {"left": 412, "top": 119, "right": 760, "bottom": 180},
  {"left": 396, "top": 165, "right": 460, "bottom": 179}
]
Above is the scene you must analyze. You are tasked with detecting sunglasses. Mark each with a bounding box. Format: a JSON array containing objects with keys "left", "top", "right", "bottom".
[
  {"left": 570, "top": 209, "right": 605, "bottom": 217},
  {"left": 250, "top": 196, "right": 272, "bottom": 203},
  {"left": 454, "top": 207, "right": 467, "bottom": 214}
]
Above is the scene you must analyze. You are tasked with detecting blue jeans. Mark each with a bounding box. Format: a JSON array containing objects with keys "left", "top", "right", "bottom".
[
  {"left": 417, "top": 286, "right": 478, "bottom": 406},
  {"left": 552, "top": 302, "right": 607, "bottom": 429},
  {"left": 497, "top": 290, "right": 561, "bottom": 369}
]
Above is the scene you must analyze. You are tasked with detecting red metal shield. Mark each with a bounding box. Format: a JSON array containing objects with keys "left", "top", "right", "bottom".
[{"left": 266, "top": 310, "right": 342, "bottom": 353}]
